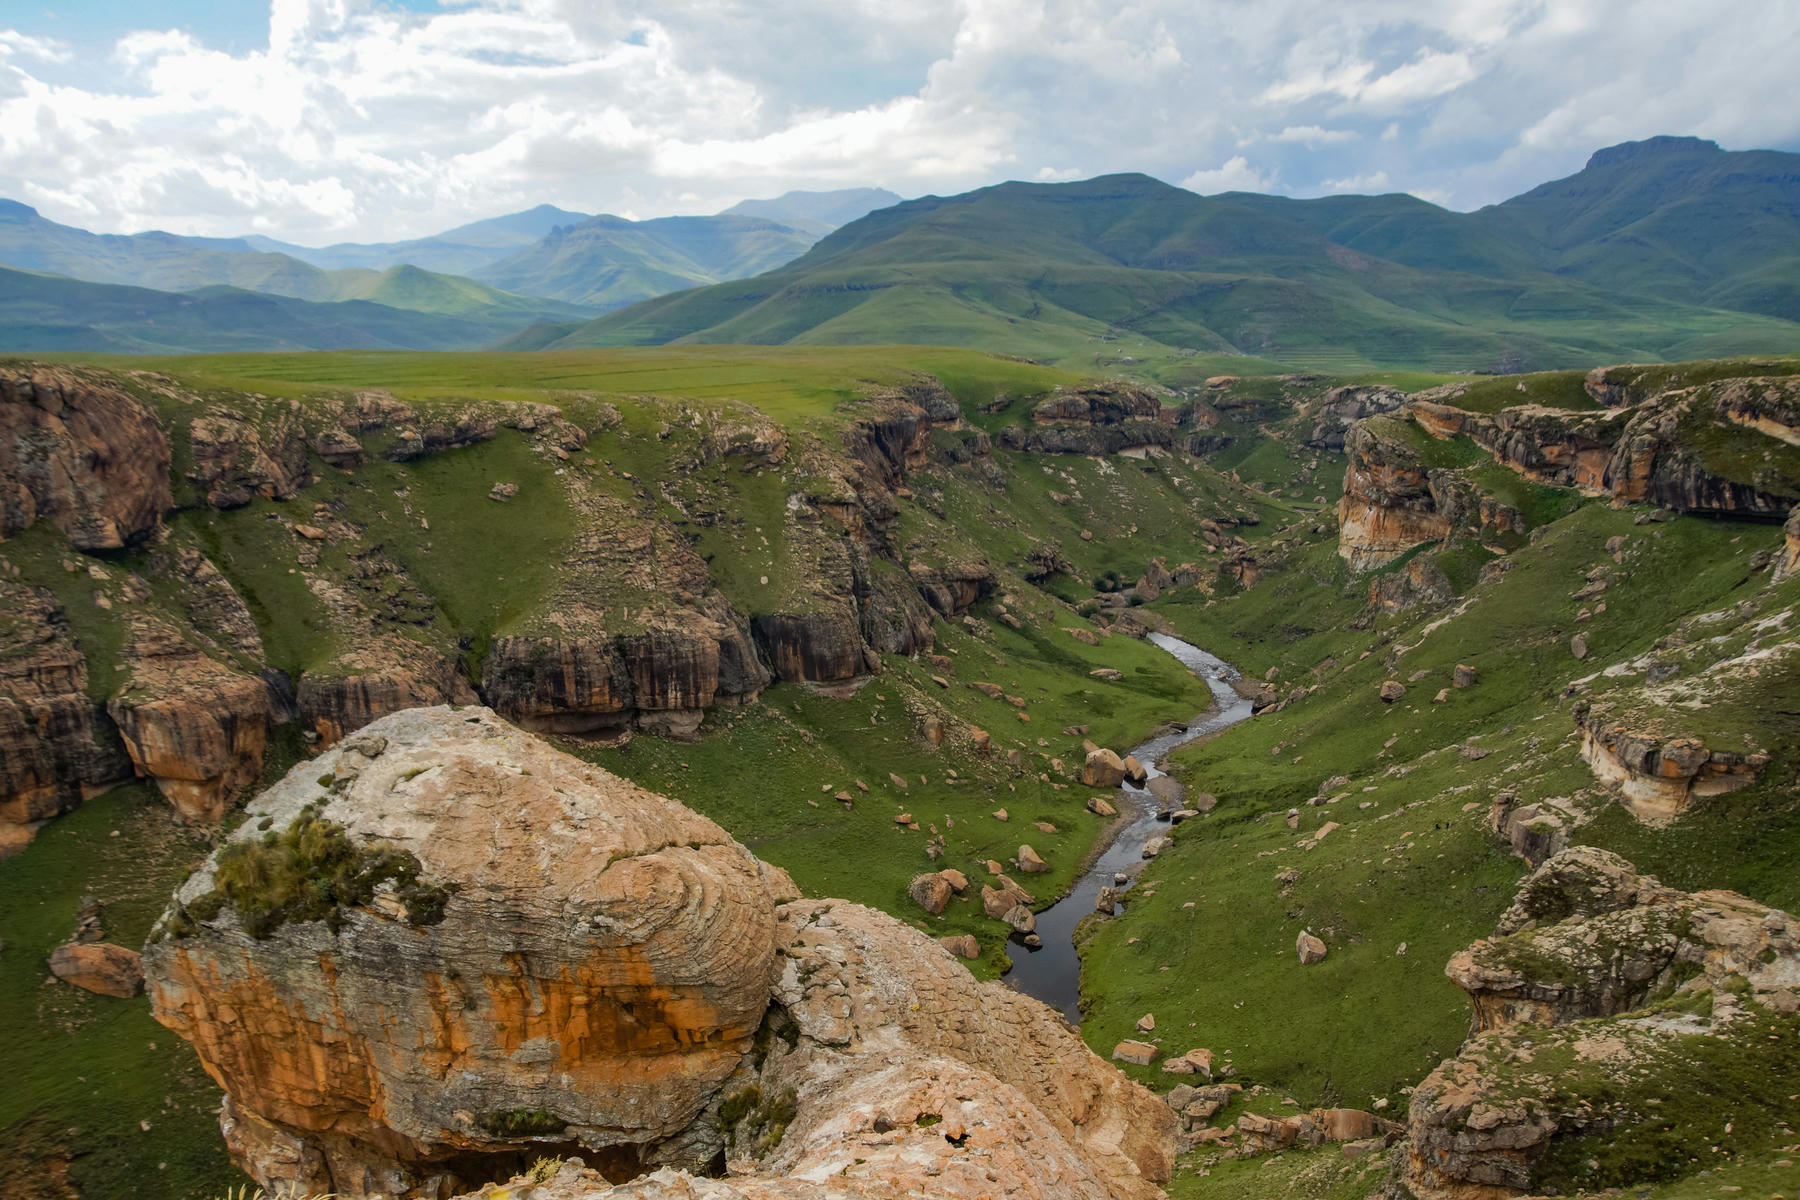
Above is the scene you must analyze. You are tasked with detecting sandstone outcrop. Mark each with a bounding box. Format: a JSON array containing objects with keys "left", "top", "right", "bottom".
[
  {"left": 1339, "top": 376, "right": 1800, "bottom": 571},
  {"left": 0, "top": 367, "right": 171, "bottom": 550},
  {"left": 297, "top": 652, "right": 477, "bottom": 746},
  {"left": 1392, "top": 848, "right": 1800, "bottom": 1200},
  {"left": 147, "top": 708, "right": 1172, "bottom": 1200},
  {"left": 108, "top": 615, "right": 271, "bottom": 821},
  {"left": 146, "top": 707, "right": 789, "bottom": 1197},
  {"left": 1337, "top": 420, "right": 1452, "bottom": 571},
  {"left": 1775, "top": 504, "right": 1800, "bottom": 581},
  {"left": 1573, "top": 703, "right": 1767, "bottom": 825},
  {"left": 1304, "top": 385, "right": 1406, "bottom": 451},
  {"left": 0, "top": 583, "right": 132, "bottom": 854}
]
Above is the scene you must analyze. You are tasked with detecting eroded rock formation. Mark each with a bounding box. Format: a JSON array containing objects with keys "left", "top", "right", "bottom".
[
  {"left": 146, "top": 708, "right": 1173, "bottom": 1200},
  {"left": 0, "top": 583, "right": 131, "bottom": 854},
  {"left": 0, "top": 367, "right": 171, "bottom": 550},
  {"left": 1392, "top": 848, "right": 1800, "bottom": 1200},
  {"left": 1574, "top": 704, "right": 1767, "bottom": 825}
]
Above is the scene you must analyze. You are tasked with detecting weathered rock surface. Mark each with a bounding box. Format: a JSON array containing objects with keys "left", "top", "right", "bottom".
[
  {"left": 1392, "top": 847, "right": 1800, "bottom": 1200},
  {"left": 1574, "top": 704, "right": 1767, "bottom": 825},
  {"left": 0, "top": 367, "right": 171, "bottom": 550},
  {"left": 109, "top": 615, "right": 271, "bottom": 821},
  {"left": 297, "top": 654, "right": 477, "bottom": 747},
  {"left": 1337, "top": 420, "right": 1452, "bottom": 572},
  {"left": 1081, "top": 748, "right": 1128, "bottom": 789},
  {"left": 48, "top": 941, "right": 144, "bottom": 998},
  {"left": 0, "top": 583, "right": 131, "bottom": 853},
  {"left": 148, "top": 709, "right": 1170, "bottom": 1200},
  {"left": 146, "top": 707, "right": 788, "bottom": 1198}
]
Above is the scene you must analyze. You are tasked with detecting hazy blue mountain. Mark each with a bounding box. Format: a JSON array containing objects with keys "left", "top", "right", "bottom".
[
  {"left": 468, "top": 213, "right": 819, "bottom": 309},
  {"left": 243, "top": 204, "right": 595, "bottom": 274},
  {"left": 0, "top": 265, "right": 554, "bottom": 353},
  {"left": 718, "top": 187, "right": 903, "bottom": 238}
]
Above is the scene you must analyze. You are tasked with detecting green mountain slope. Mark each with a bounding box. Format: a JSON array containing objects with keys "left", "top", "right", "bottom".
[
  {"left": 469, "top": 213, "right": 819, "bottom": 309},
  {"left": 1477, "top": 136, "right": 1800, "bottom": 320},
  {"left": 534, "top": 165, "right": 1800, "bottom": 373},
  {"left": 0, "top": 266, "right": 558, "bottom": 353}
]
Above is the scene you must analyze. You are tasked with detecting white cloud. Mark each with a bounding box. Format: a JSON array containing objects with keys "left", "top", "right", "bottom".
[
  {"left": 1321, "top": 169, "right": 1390, "bottom": 193},
  {"left": 1180, "top": 156, "right": 1274, "bottom": 194},
  {"left": 1263, "top": 124, "right": 1359, "bottom": 147},
  {"left": 0, "top": 0, "right": 1794, "bottom": 239}
]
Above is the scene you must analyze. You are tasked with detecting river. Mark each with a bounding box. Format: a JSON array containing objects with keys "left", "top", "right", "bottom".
[{"left": 1002, "top": 632, "right": 1254, "bottom": 1024}]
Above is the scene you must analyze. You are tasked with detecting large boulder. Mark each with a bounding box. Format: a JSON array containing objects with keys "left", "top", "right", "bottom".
[
  {"left": 147, "top": 708, "right": 1170, "bottom": 1200},
  {"left": 1081, "top": 748, "right": 1128, "bottom": 789},
  {"left": 48, "top": 942, "right": 144, "bottom": 998},
  {"left": 145, "top": 707, "right": 790, "bottom": 1198}
]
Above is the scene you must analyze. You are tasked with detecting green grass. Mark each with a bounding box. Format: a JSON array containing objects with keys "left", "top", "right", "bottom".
[
  {"left": 0, "top": 786, "right": 243, "bottom": 1199},
  {"left": 578, "top": 611, "right": 1216, "bottom": 971},
  {"left": 1089, "top": 501, "right": 1800, "bottom": 1116}
]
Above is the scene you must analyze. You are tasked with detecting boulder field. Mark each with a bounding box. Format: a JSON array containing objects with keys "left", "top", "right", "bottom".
[{"left": 143, "top": 707, "right": 1173, "bottom": 1200}]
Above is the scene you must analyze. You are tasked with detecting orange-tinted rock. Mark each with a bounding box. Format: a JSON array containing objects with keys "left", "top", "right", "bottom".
[
  {"left": 109, "top": 616, "right": 270, "bottom": 821},
  {"left": 145, "top": 706, "right": 785, "bottom": 1198},
  {"left": 297, "top": 655, "right": 477, "bottom": 747},
  {"left": 0, "top": 583, "right": 132, "bottom": 854},
  {"left": 48, "top": 942, "right": 144, "bottom": 998}
]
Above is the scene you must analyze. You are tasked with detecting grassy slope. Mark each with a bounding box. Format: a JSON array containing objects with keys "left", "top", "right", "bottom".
[
  {"left": 0, "top": 787, "right": 238, "bottom": 1200},
  {"left": 1081, "top": 487, "right": 1800, "bottom": 1189}
]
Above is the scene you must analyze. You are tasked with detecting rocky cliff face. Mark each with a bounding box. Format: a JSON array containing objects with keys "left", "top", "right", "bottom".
[
  {"left": 0, "top": 583, "right": 131, "bottom": 854},
  {"left": 107, "top": 614, "right": 272, "bottom": 821},
  {"left": 146, "top": 708, "right": 1171, "bottom": 1200},
  {"left": 0, "top": 367, "right": 171, "bottom": 550},
  {"left": 1336, "top": 421, "right": 1451, "bottom": 571},
  {"left": 1392, "top": 848, "right": 1800, "bottom": 1200},
  {"left": 1338, "top": 375, "right": 1800, "bottom": 571}
]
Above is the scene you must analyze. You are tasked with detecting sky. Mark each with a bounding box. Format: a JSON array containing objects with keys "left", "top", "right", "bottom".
[{"left": 1, "top": 0, "right": 1797, "bottom": 245}]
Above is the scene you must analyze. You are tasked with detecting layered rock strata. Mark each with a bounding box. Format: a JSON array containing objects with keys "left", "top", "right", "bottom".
[
  {"left": 0, "top": 367, "right": 171, "bottom": 550},
  {"left": 1392, "top": 848, "right": 1800, "bottom": 1200},
  {"left": 146, "top": 709, "right": 1173, "bottom": 1200},
  {"left": 146, "top": 707, "right": 790, "bottom": 1198}
]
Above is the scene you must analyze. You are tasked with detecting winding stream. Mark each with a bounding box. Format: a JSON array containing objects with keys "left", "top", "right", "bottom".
[{"left": 1003, "top": 632, "right": 1254, "bottom": 1024}]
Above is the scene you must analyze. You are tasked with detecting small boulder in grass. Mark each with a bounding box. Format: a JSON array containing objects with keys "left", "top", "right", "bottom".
[
  {"left": 1297, "top": 930, "right": 1328, "bottom": 964},
  {"left": 1112, "top": 1040, "right": 1157, "bottom": 1066}
]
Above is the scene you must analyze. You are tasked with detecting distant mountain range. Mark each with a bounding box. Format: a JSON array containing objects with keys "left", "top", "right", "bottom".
[
  {"left": 5, "top": 143, "right": 1800, "bottom": 369},
  {"left": 524, "top": 137, "right": 1800, "bottom": 373},
  {"left": 0, "top": 189, "right": 901, "bottom": 354}
]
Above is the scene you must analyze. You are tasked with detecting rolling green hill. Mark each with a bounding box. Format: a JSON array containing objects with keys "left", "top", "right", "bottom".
[
  {"left": 533, "top": 141, "right": 1800, "bottom": 373},
  {"left": 468, "top": 213, "right": 822, "bottom": 309}
]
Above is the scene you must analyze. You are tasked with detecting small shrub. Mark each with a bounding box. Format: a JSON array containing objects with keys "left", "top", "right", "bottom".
[
  {"left": 479, "top": 1107, "right": 567, "bottom": 1138},
  {"left": 175, "top": 804, "right": 454, "bottom": 939}
]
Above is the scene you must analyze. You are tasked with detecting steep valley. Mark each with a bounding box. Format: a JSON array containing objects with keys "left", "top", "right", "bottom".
[{"left": 2, "top": 347, "right": 1798, "bottom": 1200}]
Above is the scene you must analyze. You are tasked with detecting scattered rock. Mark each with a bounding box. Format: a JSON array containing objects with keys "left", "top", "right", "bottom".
[
  {"left": 1296, "top": 930, "right": 1328, "bottom": 964},
  {"left": 908, "top": 872, "right": 953, "bottom": 914},
  {"left": 48, "top": 942, "right": 143, "bottom": 998},
  {"left": 1379, "top": 680, "right": 1406, "bottom": 702},
  {"left": 936, "top": 933, "right": 980, "bottom": 959},
  {"left": 1112, "top": 1041, "right": 1158, "bottom": 1066},
  {"left": 1017, "top": 844, "right": 1050, "bottom": 874},
  {"left": 1452, "top": 664, "right": 1478, "bottom": 688}
]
